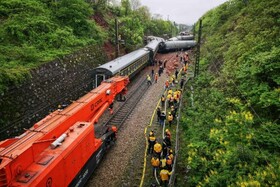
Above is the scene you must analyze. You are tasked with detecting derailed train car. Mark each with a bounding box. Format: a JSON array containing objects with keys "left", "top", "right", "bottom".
[
  {"left": 144, "top": 39, "right": 162, "bottom": 63},
  {"left": 158, "top": 40, "right": 197, "bottom": 53},
  {"left": 168, "top": 35, "right": 194, "bottom": 41},
  {"left": 92, "top": 49, "right": 149, "bottom": 87},
  {"left": 93, "top": 38, "right": 162, "bottom": 87}
]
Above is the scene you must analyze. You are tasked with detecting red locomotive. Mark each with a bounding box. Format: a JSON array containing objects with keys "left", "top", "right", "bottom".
[{"left": 0, "top": 76, "right": 129, "bottom": 187}]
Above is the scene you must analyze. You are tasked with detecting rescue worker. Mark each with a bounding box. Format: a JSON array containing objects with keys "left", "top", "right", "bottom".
[
  {"left": 147, "top": 75, "right": 152, "bottom": 86},
  {"left": 168, "top": 89, "right": 173, "bottom": 96},
  {"left": 168, "top": 149, "right": 174, "bottom": 161},
  {"left": 169, "top": 95, "right": 174, "bottom": 108},
  {"left": 159, "top": 111, "right": 166, "bottom": 127},
  {"left": 160, "top": 157, "right": 167, "bottom": 169},
  {"left": 104, "top": 125, "right": 117, "bottom": 146},
  {"left": 109, "top": 103, "right": 114, "bottom": 114},
  {"left": 174, "top": 102, "right": 179, "bottom": 116},
  {"left": 171, "top": 106, "right": 176, "bottom": 118},
  {"left": 151, "top": 69, "right": 154, "bottom": 79},
  {"left": 162, "top": 135, "right": 171, "bottom": 157},
  {"left": 161, "top": 95, "right": 165, "bottom": 107},
  {"left": 160, "top": 167, "right": 172, "bottom": 187},
  {"left": 154, "top": 73, "right": 158, "bottom": 83},
  {"left": 166, "top": 154, "right": 173, "bottom": 171},
  {"left": 153, "top": 141, "right": 162, "bottom": 158},
  {"left": 165, "top": 80, "right": 169, "bottom": 90},
  {"left": 175, "top": 69, "right": 179, "bottom": 80},
  {"left": 148, "top": 130, "right": 156, "bottom": 154},
  {"left": 157, "top": 107, "right": 161, "bottom": 123},
  {"left": 166, "top": 93, "right": 172, "bottom": 108},
  {"left": 165, "top": 129, "right": 171, "bottom": 139},
  {"left": 167, "top": 112, "right": 173, "bottom": 127},
  {"left": 151, "top": 156, "right": 160, "bottom": 173},
  {"left": 169, "top": 77, "right": 174, "bottom": 87},
  {"left": 180, "top": 78, "right": 185, "bottom": 89}
]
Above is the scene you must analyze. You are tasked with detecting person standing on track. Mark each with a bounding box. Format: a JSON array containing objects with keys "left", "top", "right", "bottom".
[
  {"left": 165, "top": 80, "right": 169, "bottom": 90},
  {"left": 148, "top": 130, "right": 156, "bottom": 154},
  {"left": 147, "top": 75, "right": 152, "bottom": 86},
  {"left": 154, "top": 73, "right": 158, "bottom": 83},
  {"left": 151, "top": 156, "right": 160, "bottom": 173},
  {"left": 162, "top": 135, "right": 171, "bottom": 158},
  {"left": 175, "top": 69, "right": 179, "bottom": 80},
  {"left": 160, "top": 157, "right": 167, "bottom": 169},
  {"left": 161, "top": 95, "right": 165, "bottom": 107},
  {"left": 166, "top": 154, "right": 173, "bottom": 172},
  {"left": 151, "top": 69, "right": 154, "bottom": 80},
  {"left": 153, "top": 141, "right": 162, "bottom": 158},
  {"left": 165, "top": 129, "right": 171, "bottom": 139},
  {"left": 167, "top": 112, "right": 173, "bottom": 127},
  {"left": 160, "top": 167, "right": 172, "bottom": 187},
  {"left": 159, "top": 111, "right": 166, "bottom": 127},
  {"left": 157, "top": 107, "right": 161, "bottom": 123}
]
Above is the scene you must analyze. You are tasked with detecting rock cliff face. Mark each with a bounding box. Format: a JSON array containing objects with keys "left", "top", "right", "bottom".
[{"left": 0, "top": 46, "right": 107, "bottom": 140}]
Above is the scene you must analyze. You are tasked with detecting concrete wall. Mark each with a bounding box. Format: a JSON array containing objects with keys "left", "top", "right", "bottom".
[{"left": 0, "top": 45, "right": 107, "bottom": 140}]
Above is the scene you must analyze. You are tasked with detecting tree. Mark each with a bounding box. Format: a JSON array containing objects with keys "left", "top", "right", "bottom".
[{"left": 130, "top": 0, "right": 141, "bottom": 10}]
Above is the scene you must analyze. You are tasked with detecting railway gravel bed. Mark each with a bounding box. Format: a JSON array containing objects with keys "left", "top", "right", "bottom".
[{"left": 86, "top": 52, "right": 179, "bottom": 187}]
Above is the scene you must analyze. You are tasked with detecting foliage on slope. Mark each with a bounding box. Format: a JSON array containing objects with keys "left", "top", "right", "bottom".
[
  {"left": 178, "top": 0, "right": 280, "bottom": 186},
  {"left": 106, "top": 0, "right": 177, "bottom": 51},
  {"left": 0, "top": 0, "right": 178, "bottom": 93},
  {"left": 0, "top": 0, "right": 105, "bottom": 92}
]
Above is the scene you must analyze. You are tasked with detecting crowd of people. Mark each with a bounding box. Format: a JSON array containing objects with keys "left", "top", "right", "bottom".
[{"left": 146, "top": 51, "right": 191, "bottom": 187}]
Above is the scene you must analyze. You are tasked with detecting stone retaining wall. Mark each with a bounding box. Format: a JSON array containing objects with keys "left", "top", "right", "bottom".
[{"left": 0, "top": 45, "right": 107, "bottom": 140}]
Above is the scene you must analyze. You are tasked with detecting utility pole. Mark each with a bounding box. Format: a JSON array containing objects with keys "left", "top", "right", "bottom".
[
  {"left": 195, "top": 19, "right": 202, "bottom": 77},
  {"left": 115, "top": 18, "right": 119, "bottom": 58}
]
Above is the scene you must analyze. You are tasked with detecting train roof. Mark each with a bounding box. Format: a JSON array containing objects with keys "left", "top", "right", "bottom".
[
  {"left": 168, "top": 35, "right": 194, "bottom": 41},
  {"left": 95, "top": 48, "right": 149, "bottom": 75},
  {"left": 159, "top": 40, "right": 197, "bottom": 52},
  {"left": 146, "top": 36, "right": 165, "bottom": 42},
  {"left": 164, "top": 40, "right": 197, "bottom": 46},
  {"left": 145, "top": 40, "right": 161, "bottom": 51}
]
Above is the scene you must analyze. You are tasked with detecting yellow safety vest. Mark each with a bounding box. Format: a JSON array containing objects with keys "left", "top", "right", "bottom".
[
  {"left": 160, "top": 169, "right": 172, "bottom": 181},
  {"left": 168, "top": 115, "right": 173, "bottom": 122}
]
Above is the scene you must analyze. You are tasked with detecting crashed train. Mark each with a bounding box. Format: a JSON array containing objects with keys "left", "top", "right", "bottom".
[{"left": 93, "top": 35, "right": 196, "bottom": 87}]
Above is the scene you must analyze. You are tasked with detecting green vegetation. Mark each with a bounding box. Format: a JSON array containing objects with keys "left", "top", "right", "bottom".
[
  {"left": 178, "top": 0, "right": 280, "bottom": 186},
  {"left": 0, "top": 0, "right": 179, "bottom": 92},
  {"left": 106, "top": 0, "right": 177, "bottom": 51},
  {"left": 0, "top": 0, "right": 103, "bottom": 92}
]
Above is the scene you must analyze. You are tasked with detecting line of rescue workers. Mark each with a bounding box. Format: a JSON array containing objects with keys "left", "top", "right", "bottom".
[{"left": 145, "top": 50, "right": 191, "bottom": 187}]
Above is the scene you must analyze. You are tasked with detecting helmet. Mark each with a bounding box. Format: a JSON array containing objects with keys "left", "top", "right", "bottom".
[
  {"left": 165, "top": 129, "right": 169, "bottom": 132},
  {"left": 169, "top": 149, "right": 173, "bottom": 153},
  {"left": 168, "top": 112, "right": 171, "bottom": 115}
]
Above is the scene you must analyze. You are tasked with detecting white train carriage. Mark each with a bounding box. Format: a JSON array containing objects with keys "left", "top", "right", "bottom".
[
  {"left": 145, "top": 40, "right": 161, "bottom": 62},
  {"left": 159, "top": 40, "right": 197, "bottom": 53},
  {"left": 92, "top": 48, "right": 149, "bottom": 87}
]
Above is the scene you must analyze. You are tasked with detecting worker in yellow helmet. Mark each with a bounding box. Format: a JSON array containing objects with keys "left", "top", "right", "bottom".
[
  {"left": 147, "top": 75, "right": 152, "bottom": 86},
  {"left": 160, "top": 166, "right": 172, "bottom": 187},
  {"left": 151, "top": 156, "right": 160, "bottom": 173},
  {"left": 166, "top": 154, "right": 173, "bottom": 171},
  {"left": 161, "top": 95, "right": 165, "bottom": 107},
  {"left": 153, "top": 141, "right": 162, "bottom": 158},
  {"left": 147, "top": 130, "right": 156, "bottom": 155},
  {"left": 167, "top": 112, "right": 173, "bottom": 127}
]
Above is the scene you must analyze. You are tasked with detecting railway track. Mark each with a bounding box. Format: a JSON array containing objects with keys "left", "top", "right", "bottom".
[
  {"left": 105, "top": 77, "right": 149, "bottom": 129},
  {"left": 93, "top": 68, "right": 151, "bottom": 138}
]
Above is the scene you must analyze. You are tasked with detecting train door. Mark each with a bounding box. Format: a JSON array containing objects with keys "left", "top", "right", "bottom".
[{"left": 95, "top": 74, "right": 105, "bottom": 87}]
